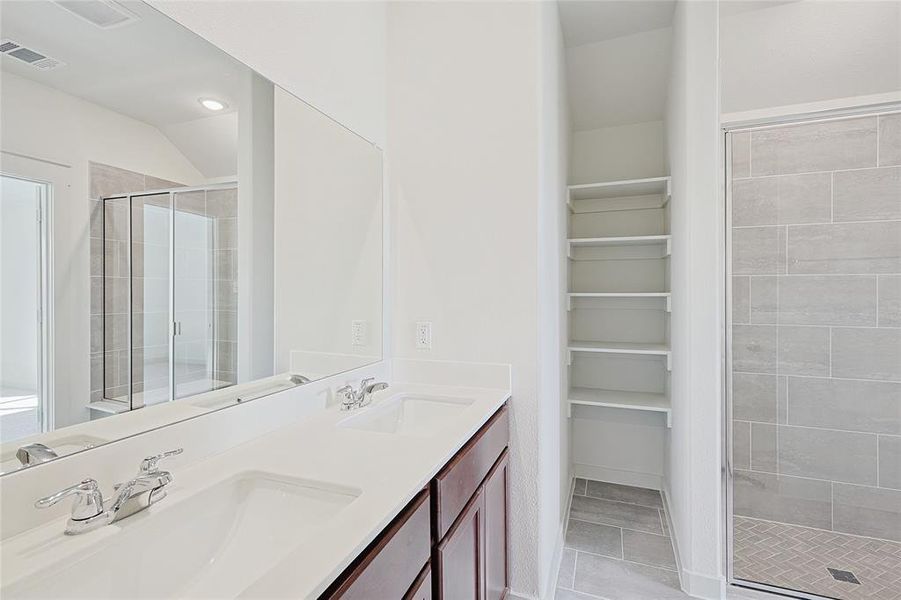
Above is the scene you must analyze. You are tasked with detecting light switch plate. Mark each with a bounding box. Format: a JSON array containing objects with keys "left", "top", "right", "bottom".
[{"left": 415, "top": 321, "right": 432, "bottom": 349}]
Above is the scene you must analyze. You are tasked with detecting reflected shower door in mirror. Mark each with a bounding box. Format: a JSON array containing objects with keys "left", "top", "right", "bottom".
[
  {"left": 0, "top": 0, "right": 383, "bottom": 474},
  {"left": 98, "top": 185, "right": 240, "bottom": 412}
]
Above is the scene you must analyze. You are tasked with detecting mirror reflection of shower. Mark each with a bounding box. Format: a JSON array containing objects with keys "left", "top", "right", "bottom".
[{"left": 99, "top": 181, "right": 238, "bottom": 412}]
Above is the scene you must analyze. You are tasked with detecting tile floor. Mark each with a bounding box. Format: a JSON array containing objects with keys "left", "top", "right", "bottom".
[
  {"left": 734, "top": 516, "right": 901, "bottom": 600},
  {"left": 555, "top": 478, "right": 687, "bottom": 600}
]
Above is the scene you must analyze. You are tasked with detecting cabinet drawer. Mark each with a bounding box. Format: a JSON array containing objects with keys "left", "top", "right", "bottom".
[
  {"left": 404, "top": 562, "right": 432, "bottom": 600},
  {"left": 325, "top": 489, "right": 431, "bottom": 599},
  {"left": 433, "top": 404, "right": 508, "bottom": 541}
]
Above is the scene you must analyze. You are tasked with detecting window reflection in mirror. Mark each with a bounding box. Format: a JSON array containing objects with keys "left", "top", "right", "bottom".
[{"left": 0, "top": 0, "right": 382, "bottom": 473}]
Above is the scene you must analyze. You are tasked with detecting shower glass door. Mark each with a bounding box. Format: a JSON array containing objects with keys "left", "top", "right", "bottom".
[
  {"left": 132, "top": 192, "right": 172, "bottom": 407},
  {"left": 173, "top": 189, "right": 214, "bottom": 399},
  {"left": 726, "top": 111, "right": 901, "bottom": 600},
  {"left": 101, "top": 184, "right": 238, "bottom": 408}
]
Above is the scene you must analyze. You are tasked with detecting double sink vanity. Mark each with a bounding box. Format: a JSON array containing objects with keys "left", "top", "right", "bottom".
[{"left": 0, "top": 366, "right": 511, "bottom": 599}]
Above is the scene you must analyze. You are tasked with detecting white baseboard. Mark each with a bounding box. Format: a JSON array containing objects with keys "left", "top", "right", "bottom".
[
  {"left": 661, "top": 486, "right": 726, "bottom": 600},
  {"left": 660, "top": 486, "right": 684, "bottom": 582},
  {"left": 573, "top": 463, "right": 663, "bottom": 491},
  {"left": 541, "top": 477, "right": 576, "bottom": 599},
  {"left": 683, "top": 570, "right": 727, "bottom": 599}
]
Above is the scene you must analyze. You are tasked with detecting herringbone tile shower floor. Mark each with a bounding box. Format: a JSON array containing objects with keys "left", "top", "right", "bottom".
[{"left": 734, "top": 517, "right": 901, "bottom": 600}]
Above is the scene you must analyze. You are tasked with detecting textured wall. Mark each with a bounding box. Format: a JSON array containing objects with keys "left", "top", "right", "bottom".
[{"left": 730, "top": 112, "right": 901, "bottom": 543}]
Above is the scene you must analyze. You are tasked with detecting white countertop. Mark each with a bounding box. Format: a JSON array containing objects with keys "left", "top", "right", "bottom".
[{"left": 0, "top": 380, "right": 510, "bottom": 599}]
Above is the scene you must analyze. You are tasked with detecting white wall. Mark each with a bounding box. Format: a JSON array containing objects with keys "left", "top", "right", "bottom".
[
  {"left": 273, "top": 87, "right": 383, "bottom": 376},
  {"left": 720, "top": 0, "right": 901, "bottom": 114},
  {"left": 0, "top": 73, "right": 203, "bottom": 428},
  {"left": 236, "top": 72, "right": 275, "bottom": 383},
  {"left": 566, "top": 27, "right": 672, "bottom": 131},
  {"left": 388, "top": 2, "right": 566, "bottom": 596},
  {"left": 149, "top": 1, "right": 387, "bottom": 148},
  {"left": 0, "top": 177, "right": 40, "bottom": 392},
  {"left": 162, "top": 112, "right": 238, "bottom": 179},
  {"left": 569, "top": 120, "right": 666, "bottom": 184},
  {"left": 538, "top": 1, "right": 571, "bottom": 594},
  {"left": 665, "top": 1, "right": 724, "bottom": 598}
]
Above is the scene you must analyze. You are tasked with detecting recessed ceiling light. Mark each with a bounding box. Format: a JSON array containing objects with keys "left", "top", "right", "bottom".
[{"left": 199, "top": 98, "right": 227, "bottom": 112}]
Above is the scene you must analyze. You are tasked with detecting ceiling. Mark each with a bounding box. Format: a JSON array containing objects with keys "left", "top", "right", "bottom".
[
  {"left": 0, "top": 0, "right": 248, "bottom": 127},
  {"left": 558, "top": 0, "right": 805, "bottom": 130},
  {"left": 558, "top": 0, "right": 676, "bottom": 48},
  {"left": 0, "top": 0, "right": 246, "bottom": 177},
  {"left": 719, "top": 1, "right": 800, "bottom": 18},
  {"left": 560, "top": 1, "right": 675, "bottom": 130}
]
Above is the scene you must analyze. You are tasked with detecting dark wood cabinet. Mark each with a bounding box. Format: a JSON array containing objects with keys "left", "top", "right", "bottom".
[
  {"left": 404, "top": 563, "right": 432, "bottom": 600},
  {"left": 436, "top": 489, "right": 485, "bottom": 599},
  {"left": 323, "top": 490, "right": 431, "bottom": 599},
  {"left": 433, "top": 406, "right": 509, "bottom": 540},
  {"left": 435, "top": 449, "right": 509, "bottom": 600},
  {"left": 483, "top": 450, "right": 509, "bottom": 600},
  {"left": 322, "top": 403, "right": 508, "bottom": 600}
]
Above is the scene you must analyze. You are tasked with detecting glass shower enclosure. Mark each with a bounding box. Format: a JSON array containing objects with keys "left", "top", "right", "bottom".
[
  {"left": 101, "top": 183, "right": 238, "bottom": 410},
  {"left": 726, "top": 110, "right": 901, "bottom": 600}
]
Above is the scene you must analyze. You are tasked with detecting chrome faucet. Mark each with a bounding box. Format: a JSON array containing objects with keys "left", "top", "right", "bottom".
[
  {"left": 35, "top": 448, "right": 182, "bottom": 535},
  {"left": 17, "top": 443, "right": 59, "bottom": 466},
  {"left": 337, "top": 378, "right": 389, "bottom": 410}
]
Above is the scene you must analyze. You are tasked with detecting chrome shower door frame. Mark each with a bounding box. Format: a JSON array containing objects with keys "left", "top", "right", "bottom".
[{"left": 722, "top": 101, "right": 901, "bottom": 600}]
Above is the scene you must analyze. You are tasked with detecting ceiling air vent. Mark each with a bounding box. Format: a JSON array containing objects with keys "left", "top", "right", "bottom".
[
  {"left": 53, "top": 1, "right": 140, "bottom": 29},
  {"left": 0, "top": 40, "right": 66, "bottom": 71}
]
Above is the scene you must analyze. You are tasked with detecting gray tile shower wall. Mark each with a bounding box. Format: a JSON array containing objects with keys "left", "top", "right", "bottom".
[
  {"left": 730, "top": 113, "right": 901, "bottom": 542},
  {"left": 208, "top": 187, "right": 238, "bottom": 386}
]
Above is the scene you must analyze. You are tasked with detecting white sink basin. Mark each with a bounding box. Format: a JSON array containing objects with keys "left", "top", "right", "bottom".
[
  {"left": 2, "top": 471, "right": 360, "bottom": 599},
  {"left": 338, "top": 393, "right": 474, "bottom": 436}
]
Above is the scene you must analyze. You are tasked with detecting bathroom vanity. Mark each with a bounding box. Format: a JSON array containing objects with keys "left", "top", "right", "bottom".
[
  {"left": 0, "top": 366, "right": 512, "bottom": 599},
  {"left": 323, "top": 403, "right": 509, "bottom": 599}
]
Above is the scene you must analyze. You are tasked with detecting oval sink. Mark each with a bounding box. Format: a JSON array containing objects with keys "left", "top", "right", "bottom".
[
  {"left": 2, "top": 471, "right": 360, "bottom": 599},
  {"left": 337, "top": 394, "right": 475, "bottom": 435}
]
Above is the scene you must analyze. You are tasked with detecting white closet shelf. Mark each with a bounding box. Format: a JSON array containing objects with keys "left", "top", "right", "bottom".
[
  {"left": 568, "top": 292, "right": 671, "bottom": 311},
  {"left": 568, "top": 292, "right": 669, "bottom": 298},
  {"left": 568, "top": 176, "right": 671, "bottom": 202},
  {"left": 567, "top": 341, "right": 671, "bottom": 370},
  {"left": 568, "top": 387, "right": 671, "bottom": 427},
  {"left": 568, "top": 234, "right": 671, "bottom": 247}
]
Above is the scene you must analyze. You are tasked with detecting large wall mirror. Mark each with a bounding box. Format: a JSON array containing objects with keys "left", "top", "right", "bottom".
[{"left": 0, "top": 0, "right": 383, "bottom": 474}]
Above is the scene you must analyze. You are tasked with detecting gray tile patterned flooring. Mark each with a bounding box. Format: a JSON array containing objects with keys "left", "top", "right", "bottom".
[
  {"left": 734, "top": 516, "right": 901, "bottom": 600},
  {"left": 555, "top": 479, "right": 687, "bottom": 600}
]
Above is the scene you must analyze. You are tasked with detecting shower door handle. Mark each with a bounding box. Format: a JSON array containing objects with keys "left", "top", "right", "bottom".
[{"left": 173, "top": 321, "right": 182, "bottom": 336}]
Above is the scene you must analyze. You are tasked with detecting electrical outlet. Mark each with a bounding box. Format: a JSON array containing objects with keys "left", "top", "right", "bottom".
[
  {"left": 415, "top": 321, "right": 432, "bottom": 349},
  {"left": 351, "top": 320, "right": 367, "bottom": 347}
]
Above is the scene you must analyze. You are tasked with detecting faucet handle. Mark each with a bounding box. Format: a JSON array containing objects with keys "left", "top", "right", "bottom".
[
  {"left": 139, "top": 448, "right": 183, "bottom": 474},
  {"left": 35, "top": 479, "right": 104, "bottom": 520},
  {"left": 359, "top": 377, "right": 375, "bottom": 390}
]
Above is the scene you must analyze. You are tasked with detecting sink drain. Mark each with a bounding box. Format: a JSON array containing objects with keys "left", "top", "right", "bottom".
[{"left": 827, "top": 568, "right": 861, "bottom": 585}]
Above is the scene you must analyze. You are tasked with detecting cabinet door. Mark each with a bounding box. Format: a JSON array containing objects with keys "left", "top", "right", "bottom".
[
  {"left": 483, "top": 450, "right": 509, "bottom": 600},
  {"left": 436, "top": 490, "right": 485, "bottom": 599},
  {"left": 404, "top": 562, "right": 432, "bottom": 600}
]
